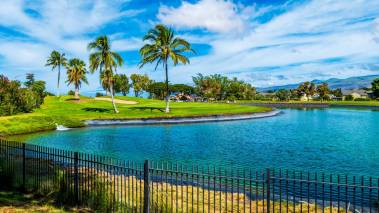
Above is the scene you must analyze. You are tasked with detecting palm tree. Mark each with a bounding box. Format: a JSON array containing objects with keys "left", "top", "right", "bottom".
[
  {"left": 66, "top": 58, "right": 88, "bottom": 100},
  {"left": 139, "top": 24, "right": 194, "bottom": 113},
  {"left": 46, "top": 51, "right": 67, "bottom": 96},
  {"left": 88, "top": 36, "right": 123, "bottom": 113}
]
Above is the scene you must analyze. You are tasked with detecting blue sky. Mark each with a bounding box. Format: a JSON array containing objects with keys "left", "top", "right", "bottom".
[{"left": 0, "top": 0, "right": 379, "bottom": 93}]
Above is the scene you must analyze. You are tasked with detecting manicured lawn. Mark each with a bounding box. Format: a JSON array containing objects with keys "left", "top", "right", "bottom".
[
  {"left": 0, "top": 96, "right": 270, "bottom": 136},
  {"left": 239, "top": 100, "right": 379, "bottom": 106}
]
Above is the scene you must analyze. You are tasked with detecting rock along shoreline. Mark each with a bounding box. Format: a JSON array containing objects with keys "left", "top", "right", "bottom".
[{"left": 85, "top": 110, "right": 281, "bottom": 126}]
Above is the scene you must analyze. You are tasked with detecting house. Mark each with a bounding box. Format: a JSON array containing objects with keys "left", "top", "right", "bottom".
[
  {"left": 329, "top": 94, "right": 343, "bottom": 101},
  {"left": 300, "top": 94, "right": 313, "bottom": 101},
  {"left": 342, "top": 89, "right": 371, "bottom": 100},
  {"left": 170, "top": 93, "right": 194, "bottom": 102}
]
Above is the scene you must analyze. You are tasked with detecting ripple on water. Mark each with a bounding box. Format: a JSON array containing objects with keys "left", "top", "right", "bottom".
[{"left": 19, "top": 108, "right": 379, "bottom": 177}]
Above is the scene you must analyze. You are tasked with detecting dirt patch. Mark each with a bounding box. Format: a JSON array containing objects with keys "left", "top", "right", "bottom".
[{"left": 94, "top": 97, "right": 138, "bottom": 105}]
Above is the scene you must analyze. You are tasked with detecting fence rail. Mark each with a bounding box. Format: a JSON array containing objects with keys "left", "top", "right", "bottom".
[{"left": 0, "top": 138, "right": 378, "bottom": 212}]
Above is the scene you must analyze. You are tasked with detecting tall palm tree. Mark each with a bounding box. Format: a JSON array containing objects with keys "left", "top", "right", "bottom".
[
  {"left": 139, "top": 24, "right": 194, "bottom": 113},
  {"left": 46, "top": 51, "right": 67, "bottom": 97},
  {"left": 66, "top": 58, "right": 88, "bottom": 100},
  {"left": 88, "top": 36, "right": 123, "bottom": 113}
]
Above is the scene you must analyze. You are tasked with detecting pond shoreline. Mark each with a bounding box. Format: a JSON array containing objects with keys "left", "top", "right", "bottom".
[
  {"left": 85, "top": 110, "right": 281, "bottom": 126},
  {"left": 243, "top": 102, "right": 379, "bottom": 109}
]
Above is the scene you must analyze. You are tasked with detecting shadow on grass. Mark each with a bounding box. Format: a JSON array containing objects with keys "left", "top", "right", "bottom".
[
  {"left": 0, "top": 190, "right": 88, "bottom": 212},
  {"left": 82, "top": 107, "right": 112, "bottom": 113},
  {"left": 130, "top": 106, "right": 164, "bottom": 112},
  {"left": 65, "top": 98, "right": 80, "bottom": 101}
]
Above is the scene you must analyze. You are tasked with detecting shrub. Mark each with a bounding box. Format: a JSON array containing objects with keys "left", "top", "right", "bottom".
[
  {"left": 345, "top": 95, "right": 354, "bottom": 101},
  {"left": 354, "top": 98, "right": 369, "bottom": 101},
  {"left": 95, "top": 92, "right": 104, "bottom": 97},
  {"left": 67, "top": 90, "right": 75, "bottom": 96},
  {"left": 45, "top": 92, "right": 55, "bottom": 96},
  {"left": 0, "top": 75, "right": 46, "bottom": 116}
]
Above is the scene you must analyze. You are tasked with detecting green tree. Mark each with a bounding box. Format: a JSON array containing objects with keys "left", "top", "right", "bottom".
[
  {"left": 30, "top": 80, "right": 46, "bottom": 107},
  {"left": 130, "top": 74, "right": 151, "bottom": 97},
  {"left": 290, "top": 89, "right": 299, "bottom": 100},
  {"left": 113, "top": 74, "right": 130, "bottom": 96},
  {"left": 24, "top": 73, "right": 35, "bottom": 88},
  {"left": 0, "top": 75, "right": 46, "bottom": 115},
  {"left": 88, "top": 36, "right": 123, "bottom": 113},
  {"left": 192, "top": 73, "right": 221, "bottom": 100},
  {"left": 139, "top": 24, "right": 194, "bottom": 113},
  {"left": 66, "top": 58, "right": 88, "bottom": 100},
  {"left": 331, "top": 88, "right": 343, "bottom": 98},
  {"left": 46, "top": 51, "right": 67, "bottom": 96},
  {"left": 147, "top": 82, "right": 166, "bottom": 99},
  {"left": 297, "top": 82, "right": 316, "bottom": 100},
  {"left": 371, "top": 78, "right": 379, "bottom": 98},
  {"left": 316, "top": 83, "right": 330, "bottom": 102},
  {"left": 275, "top": 89, "right": 291, "bottom": 101},
  {"left": 170, "top": 84, "right": 194, "bottom": 95},
  {"left": 193, "top": 74, "right": 256, "bottom": 100}
]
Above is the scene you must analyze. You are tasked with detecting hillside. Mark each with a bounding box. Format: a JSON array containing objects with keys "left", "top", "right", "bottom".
[{"left": 258, "top": 75, "right": 379, "bottom": 92}]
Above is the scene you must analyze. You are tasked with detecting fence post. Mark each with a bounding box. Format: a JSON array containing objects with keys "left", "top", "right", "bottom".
[
  {"left": 143, "top": 160, "right": 150, "bottom": 213},
  {"left": 22, "top": 143, "right": 26, "bottom": 192},
  {"left": 266, "top": 168, "right": 271, "bottom": 213},
  {"left": 74, "top": 152, "right": 79, "bottom": 206}
]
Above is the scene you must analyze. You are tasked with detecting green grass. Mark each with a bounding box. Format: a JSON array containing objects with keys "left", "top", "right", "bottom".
[
  {"left": 0, "top": 191, "right": 69, "bottom": 212},
  {"left": 239, "top": 99, "right": 379, "bottom": 106},
  {"left": 0, "top": 96, "right": 270, "bottom": 136}
]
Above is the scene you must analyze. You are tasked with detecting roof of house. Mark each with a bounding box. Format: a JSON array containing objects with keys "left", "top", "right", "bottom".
[{"left": 342, "top": 89, "right": 371, "bottom": 96}]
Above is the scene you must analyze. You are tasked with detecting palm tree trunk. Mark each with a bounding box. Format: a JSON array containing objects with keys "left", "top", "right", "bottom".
[
  {"left": 75, "top": 85, "right": 80, "bottom": 100},
  {"left": 164, "top": 62, "right": 170, "bottom": 113},
  {"left": 109, "top": 79, "right": 119, "bottom": 113},
  {"left": 57, "top": 65, "right": 60, "bottom": 97}
]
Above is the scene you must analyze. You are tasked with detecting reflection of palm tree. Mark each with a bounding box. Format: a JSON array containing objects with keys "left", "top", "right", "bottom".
[
  {"left": 139, "top": 24, "right": 194, "bottom": 113},
  {"left": 66, "top": 58, "right": 88, "bottom": 100},
  {"left": 88, "top": 36, "right": 123, "bottom": 113},
  {"left": 46, "top": 51, "right": 67, "bottom": 96}
]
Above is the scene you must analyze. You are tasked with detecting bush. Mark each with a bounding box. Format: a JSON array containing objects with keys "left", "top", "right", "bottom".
[
  {"left": 95, "top": 92, "right": 104, "bottom": 97},
  {"left": 354, "top": 98, "right": 369, "bottom": 101},
  {"left": 45, "top": 92, "right": 55, "bottom": 96},
  {"left": 67, "top": 90, "right": 75, "bottom": 96},
  {"left": 345, "top": 95, "right": 354, "bottom": 101},
  {"left": 0, "top": 75, "right": 46, "bottom": 116}
]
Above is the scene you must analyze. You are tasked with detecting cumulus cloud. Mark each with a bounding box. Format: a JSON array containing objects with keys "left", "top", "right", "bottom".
[
  {"left": 157, "top": 0, "right": 247, "bottom": 33},
  {"left": 165, "top": 0, "right": 379, "bottom": 87},
  {"left": 1, "top": 0, "right": 379, "bottom": 90},
  {"left": 0, "top": 0, "right": 142, "bottom": 92}
]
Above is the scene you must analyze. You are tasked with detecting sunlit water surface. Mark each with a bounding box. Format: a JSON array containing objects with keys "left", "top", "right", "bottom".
[{"left": 21, "top": 108, "right": 379, "bottom": 176}]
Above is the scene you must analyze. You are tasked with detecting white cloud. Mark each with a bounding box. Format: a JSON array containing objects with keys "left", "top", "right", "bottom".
[
  {"left": 0, "top": 0, "right": 141, "bottom": 92},
  {"left": 164, "top": 0, "right": 379, "bottom": 87},
  {"left": 112, "top": 38, "right": 144, "bottom": 52},
  {"left": 1, "top": 0, "right": 379, "bottom": 90},
  {"left": 157, "top": 0, "right": 247, "bottom": 33}
]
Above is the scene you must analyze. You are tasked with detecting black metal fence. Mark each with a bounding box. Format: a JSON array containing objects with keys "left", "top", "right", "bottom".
[{"left": 0, "top": 138, "right": 378, "bottom": 212}]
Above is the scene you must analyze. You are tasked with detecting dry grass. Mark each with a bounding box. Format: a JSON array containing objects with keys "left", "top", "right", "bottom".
[{"left": 77, "top": 168, "right": 350, "bottom": 213}]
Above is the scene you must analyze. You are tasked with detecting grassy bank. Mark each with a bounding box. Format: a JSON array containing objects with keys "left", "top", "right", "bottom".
[
  {"left": 0, "top": 96, "right": 270, "bottom": 136},
  {"left": 239, "top": 100, "right": 379, "bottom": 106},
  {"left": 0, "top": 191, "right": 70, "bottom": 212}
]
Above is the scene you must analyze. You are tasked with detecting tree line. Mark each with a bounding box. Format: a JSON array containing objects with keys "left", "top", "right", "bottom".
[
  {"left": 268, "top": 78, "right": 379, "bottom": 102},
  {"left": 46, "top": 24, "right": 193, "bottom": 113},
  {"left": 0, "top": 74, "right": 47, "bottom": 116},
  {"left": 94, "top": 72, "right": 257, "bottom": 102}
]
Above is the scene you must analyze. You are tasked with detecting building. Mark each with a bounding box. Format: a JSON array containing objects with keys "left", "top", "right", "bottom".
[{"left": 342, "top": 89, "right": 373, "bottom": 100}]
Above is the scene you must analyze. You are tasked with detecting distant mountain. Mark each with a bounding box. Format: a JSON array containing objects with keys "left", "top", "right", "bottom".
[{"left": 258, "top": 75, "right": 379, "bottom": 92}]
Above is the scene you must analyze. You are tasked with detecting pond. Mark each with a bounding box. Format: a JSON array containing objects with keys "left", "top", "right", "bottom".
[{"left": 19, "top": 108, "right": 379, "bottom": 177}]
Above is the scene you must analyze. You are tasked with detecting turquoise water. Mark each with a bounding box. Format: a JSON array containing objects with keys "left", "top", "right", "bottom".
[{"left": 24, "top": 108, "right": 379, "bottom": 176}]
